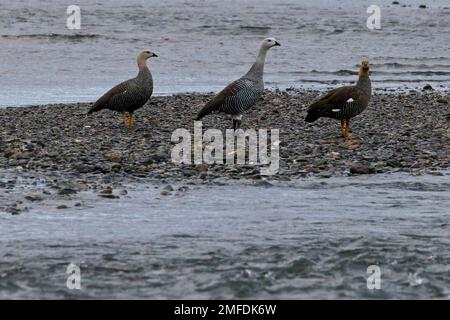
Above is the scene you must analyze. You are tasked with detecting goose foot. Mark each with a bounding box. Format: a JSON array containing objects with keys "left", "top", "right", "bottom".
[{"left": 233, "top": 119, "right": 242, "bottom": 130}]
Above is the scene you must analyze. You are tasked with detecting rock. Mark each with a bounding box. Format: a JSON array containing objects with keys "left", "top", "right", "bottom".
[
  {"left": 386, "top": 159, "right": 403, "bottom": 168},
  {"left": 73, "top": 163, "right": 95, "bottom": 173},
  {"left": 57, "top": 205, "right": 68, "bottom": 209},
  {"left": 160, "top": 190, "right": 172, "bottom": 196},
  {"left": 6, "top": 203, "right": 27, "bottom": 215},
  {"left": 427, "top": 171, "right": 444, "bottom": 176},
  {"left": 153, "top": 146, "right": 170, "bottom": 162},
  {"left": 392, "top": 1, "right": 399, "bottom": 4},
  {"left": 141, "top": 158, "right": 155, "bottom": 165},
  {"left": 419, "top": 5, "right": 427, "bottom": 9},
  {"left": 350, "top": 164, "right": 375, "bottom": 175},
  {"left": 162, "top": 185, "right": 174, "bottom": 192},
  {"left": 319, "top": 171, "right": 333, "bottom": 178},
  {"left": 7, "top": 208, "right": 22, "bottom": 215},
  {"left": 4, "top": 148, "right": 21, "bottom": 159},
  {"left": 254, "top": 179, "right": 273, "bottom": 187},
  {"left": 104, "top": 151, "right": 123, "bottom": 162},
  {"left": 423, "top": 84, "right": 433, "bottom": 90},
  {"left": 195, "top": 164, "right": 209, "bottom": 173},
  {"left": 58, "top": 188, "right": 77, "bottom": 195},
  {"left": 436, "top": 99, "right": 448, "bottom": 104},
  {"left": 99, "top": 187, "right": 113, "bottom": 194},
  {"left": 119, "top": 189, "right": 128, "bottom": 195},
  {"left": 98, "top": 194, "right": 119, "bottom": 199},
  {"left": 111, "top": 163, "right": 122, "bottom": 171},
  {"left": 25, "top": 194, "right": 44, "bottom": 202}
]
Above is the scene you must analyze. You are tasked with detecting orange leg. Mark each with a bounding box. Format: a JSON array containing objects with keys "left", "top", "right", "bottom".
[
  {"left": 123, "top": 113, "right": 128, "bottom": 128},
  {"left": 344, "top": 119, "right": 351, "bottom": 139},
  {"left": 340, "top": 119, "right": 346, "bottom": 138},
  {"left": 129, "top": 112, "right": 134, "bottom": 128}
]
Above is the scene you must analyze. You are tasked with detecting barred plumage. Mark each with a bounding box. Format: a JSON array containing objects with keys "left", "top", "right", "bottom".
[
  {"left": 221, "top": 79, "right": 263, "bottom": 115},
  {"left": 88, "top": 50, "right": 157, "bottom": 128},
  {"left": 196, "top": 38, "right": 280, "bottom": 129},
  {"left": 305, "top": 58, "right": 372, "bottom": 139}
]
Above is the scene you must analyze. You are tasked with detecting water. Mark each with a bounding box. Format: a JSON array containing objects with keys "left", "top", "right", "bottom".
[
  {"left": 1, "top": 0, "right": 449, "bottom": 300},
  {"left": 0, "top": 0, "right": 449, "bottom": 106},
  {"left": 1, "top": 172, "right": 449, "bottom": 299}
]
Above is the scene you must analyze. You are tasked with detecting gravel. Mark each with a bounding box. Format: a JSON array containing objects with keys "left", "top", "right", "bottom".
[{"left": 0, "top": 89, "right": 448, "bottom": 199}]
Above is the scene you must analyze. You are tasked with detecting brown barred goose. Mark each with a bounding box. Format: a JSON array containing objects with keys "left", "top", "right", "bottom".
[
  {"left": 88, "top": 50, "right": 157, "bottom": 128},
  {"left": 305, "top": 58, "right": 372, "bottom": 139}
]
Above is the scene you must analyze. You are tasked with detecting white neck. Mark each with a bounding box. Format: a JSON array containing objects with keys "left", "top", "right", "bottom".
[
  {"left": 245, "top": 45, "right": 268, "bottom": 78},
  {"left": 256, "top": 45, "right": 268, "bottom": 65}
]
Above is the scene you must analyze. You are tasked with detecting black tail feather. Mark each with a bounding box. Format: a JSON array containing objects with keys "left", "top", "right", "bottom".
[
  {"left": 304, "top": 111, "right": 320, "bottom": 122},
  {"left": 87, "top": 104, "right": 103, "bottom": 115},
  {"left": 196, "top": 104, "right": 215, "bottom": 121}
]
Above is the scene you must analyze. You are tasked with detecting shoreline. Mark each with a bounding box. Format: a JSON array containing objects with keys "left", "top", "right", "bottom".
[
  {"left": 1, "top": 85, "right": 449, "bottom": 109},
  {"left": 1, "top": 90, "right": 449, "bottom": 213}
]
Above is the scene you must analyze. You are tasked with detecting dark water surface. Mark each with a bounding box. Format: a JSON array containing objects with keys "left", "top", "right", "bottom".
[
  {"left": 0, "top": 0, "right": 449, "bottom": 106},
  {"left": 0, "top": 172, "right": 449, "bottom": 299}
]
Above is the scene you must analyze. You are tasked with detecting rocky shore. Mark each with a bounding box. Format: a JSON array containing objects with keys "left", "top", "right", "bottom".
[{"left": 0, "top": 90, "right": 449, "bottom": 213}]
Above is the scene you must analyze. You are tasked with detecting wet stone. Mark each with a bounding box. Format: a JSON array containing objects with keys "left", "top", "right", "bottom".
[{"left": 350, "top": 164, "right": 376, "bottom": 175}]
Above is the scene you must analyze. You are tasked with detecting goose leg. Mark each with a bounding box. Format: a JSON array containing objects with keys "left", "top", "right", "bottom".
[
  {"left": 340, "top": 119, "right": 346, "bottom": 137},
  {"left": 344, "top": 119, "right": 351, "bottom": 139},
  {"left": 129, "top": 112, "right": 134, "bottom": 128},
  {"left": 123, "top": 113, "right": 129, "bottom": 128},
  {"left": 233, "top": 115, "right": 242, "bottom": 131},
  {"left": 233, "top": 119, "right": 241, "bottom": 130}
]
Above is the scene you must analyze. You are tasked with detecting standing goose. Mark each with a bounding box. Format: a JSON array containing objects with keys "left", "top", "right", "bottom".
[
  {"left": 196, "top": 37, "right": 280, "bottom": 129},
  {"left": 305, "top": 58, "right": 372, "bottom": 139},
  {"left": 88, "top": 50, "right": 157, "bottom": 128}
]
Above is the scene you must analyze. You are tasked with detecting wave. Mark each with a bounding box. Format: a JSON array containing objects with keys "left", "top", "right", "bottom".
[
  {"left": 371, "top": 62, "right": 450, "bottom": 69},
  {"left": 238, "top": 25, "right": 271, "bottom": 30},
  {"left": 294, "top": 79, "right": 448, "bottom": 84},
  {"left": 279, "top": 69, "right": 450, "bottom": 76},
  {"left": 0, "top": 33, "right": 106, "bottom": 41}
]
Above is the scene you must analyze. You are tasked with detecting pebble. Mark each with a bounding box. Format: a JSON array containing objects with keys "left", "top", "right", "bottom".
[
  {"left": 24, "top": 194, "right": 44, "bottom": 202},
  {"left": 98, "top": 194, "right": 120, "bottom": 199},
  {"left": 99, "top": 187, "right": 113, "bottom": 194},
  {"left": 58, "top": 188, "right": 77, "bottom": 196},
  {"left": 350, "top": 164, "right": 376, "bottom": 175},
  {"left": 162, "top": 185, "right": 174, "bottom": 192}
]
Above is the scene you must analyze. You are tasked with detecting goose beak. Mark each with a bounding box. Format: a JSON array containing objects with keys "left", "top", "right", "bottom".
[
  {"left": 274, "top": 41, "right": 281, "bottom": 46},
  {"left": 152, "top": 53, "right": 158, "bottom": 57}
]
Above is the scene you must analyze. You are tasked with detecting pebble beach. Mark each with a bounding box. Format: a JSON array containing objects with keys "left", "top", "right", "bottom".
[{"left": 1, "top": 89, "right": 449, "bottom": 214}]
